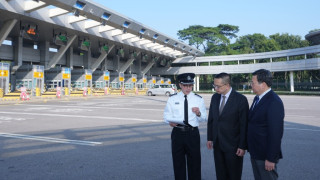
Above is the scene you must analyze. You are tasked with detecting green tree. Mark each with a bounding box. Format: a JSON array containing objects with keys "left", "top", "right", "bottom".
[
  {"left": 269, "top": 33, "right": 309, "bottom": 50},
  {"left": 232, "top": 33, "right": 280, "bottom": 53},
  {"left": 177, "top": 24, "right": 239, "bottom": 52}
]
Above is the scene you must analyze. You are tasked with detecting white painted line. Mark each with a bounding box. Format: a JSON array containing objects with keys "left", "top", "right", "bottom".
[
  {"left": 0, "top": 111, "right": 163, "bottom": 122},
  {"left": 285, "top": 128, "right": 320, "bottom": 132},
  {"left": 19, "top": 104, "right": 164, "bottom": 111},
  {"left": 0, "top": 132, "right": 102, "bottom": 146},
  {"left": 285, "top": 115, "right": 316, "bottom": 118}
]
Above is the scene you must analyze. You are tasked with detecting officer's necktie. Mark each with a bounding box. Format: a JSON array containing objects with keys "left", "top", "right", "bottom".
[
  {"left": 219, "top": 95, "right": 226, "bottom": 115},
  {"left": 184, "top": 95, "right": 188, "bottom": 125}
]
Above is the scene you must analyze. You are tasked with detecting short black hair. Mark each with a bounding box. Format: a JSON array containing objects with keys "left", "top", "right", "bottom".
[
  {"left": 214, "top": 72, "right": 231, "bottom": 85},
  {"left": 252, "top": 69, "right": 272, "bottom": 87}
]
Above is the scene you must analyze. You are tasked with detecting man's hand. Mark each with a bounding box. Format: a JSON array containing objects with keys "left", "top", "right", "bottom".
[
  {"left": 192, "top": 107, "right": 201, "bottom": 116},
  {"left": 207, "top": 141, "right": 213, "bottom": 150},
  {"left": 265, "top": 160, "right": 275, "bottom": 171},
  {"left": 236, "top": 148, "right": 245, "bottom": 157},
  {"left": 169, "top": 122, "right": 178, "bottom": 127}
]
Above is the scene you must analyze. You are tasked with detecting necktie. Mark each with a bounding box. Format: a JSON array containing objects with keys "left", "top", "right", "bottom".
[
  {"left": 219, "top": 95, "right": 226, "bottom": 115},
  {"left": 184, "top": 95, "right": 189, "bottom": 125},
  {"left": 252, "top": 95, "right": 260, "bottom": 109}
]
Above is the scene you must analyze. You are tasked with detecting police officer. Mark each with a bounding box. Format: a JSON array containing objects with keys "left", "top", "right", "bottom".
[{"left": 164, "top": 73, "right": 207, "bottom": 180}]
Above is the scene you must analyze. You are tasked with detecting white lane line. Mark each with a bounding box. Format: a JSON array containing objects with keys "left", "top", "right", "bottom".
[
  {"left": 19, "top": 104, "right": 164, "bottom": 111},
  {"left": 0, "top": 132, "right": 102, "bottom": 146},
  {"left": 285, "top": 128, "right": 320, "bottom": 132},
  {"left": 0, "top": 111, "right": 163, "bottom": 122},
  {"left": 285, "top": 115, "right": 316, "bottom": 118}
]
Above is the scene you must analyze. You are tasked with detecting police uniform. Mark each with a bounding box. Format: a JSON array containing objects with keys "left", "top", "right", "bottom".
[{"left": 163, "top": 73, "right": 207, "bottom": 180}]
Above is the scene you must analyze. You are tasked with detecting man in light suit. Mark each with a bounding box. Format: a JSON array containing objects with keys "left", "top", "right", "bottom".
[
  {"left": 207, "top": 73, "right": 249, "bottom": 180},
  {"left": 248, "top": 69, "right": 284, "bottom": 180}
]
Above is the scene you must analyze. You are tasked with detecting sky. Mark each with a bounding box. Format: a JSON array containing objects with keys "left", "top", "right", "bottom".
[{"left": 94, "top": 0, "right": 319, "bottom": 43}]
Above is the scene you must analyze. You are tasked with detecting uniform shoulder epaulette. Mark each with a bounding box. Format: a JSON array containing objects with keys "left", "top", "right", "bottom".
[
  {"left": 169, "top": 93, "right": 177, "bottom": 97},
  {"left": 194, "top": 93, "right": 202, "bottom": 98}
]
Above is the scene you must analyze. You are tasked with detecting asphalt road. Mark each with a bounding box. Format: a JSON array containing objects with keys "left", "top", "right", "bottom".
[{"left": 0, "top": 94, "right": 319, "bottom": 180}]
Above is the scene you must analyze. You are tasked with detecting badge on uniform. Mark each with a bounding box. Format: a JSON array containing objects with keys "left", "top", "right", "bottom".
[{"left": 175, "top": 102, "right": 179, "bottom": 105}]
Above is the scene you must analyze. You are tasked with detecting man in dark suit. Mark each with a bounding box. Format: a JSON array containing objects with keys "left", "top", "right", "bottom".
[
  {"left": 248, "top": 69, "right": 284, "bottom": 180},
  {"left": 207, "top": 73, "right": 249, "bottom": 180}
]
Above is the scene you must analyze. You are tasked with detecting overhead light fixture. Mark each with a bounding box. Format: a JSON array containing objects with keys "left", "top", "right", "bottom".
[
  {"left": 74, "top": 1, "right": 86, "bottom": 10},
  {"left": 122, "top": 21, "right": 130, "bottom": 33},
  {"left": 182, "top": 46, "right": 186, "bottom": 50},
  {"left": 101, "top": 13, "right": 111, "bottom": 26},
  {"left": 139, "top": 28, "right": 146, "bottom": 39},
  {"left": 101, "top": 12, "right": 111, "bottom": 20},
  {"left": 73, "top": 9, "right": 80, "bottom": 17},
  {"left": 153, "top": 34, "right": 159, "bottom": 39},
  {"left": 174, "top": 43, "right": 178, "bottom": 47},
  {"left": 164, "top": 39, "right": 169, "bottom": 43}
]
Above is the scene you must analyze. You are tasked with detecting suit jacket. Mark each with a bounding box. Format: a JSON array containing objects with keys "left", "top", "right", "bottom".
[
  {"left": 247, "top": 90, "right": 284, "bottom": 163},
  {"left": 207, "top": 89, "right": 249, "bottom": 152}
]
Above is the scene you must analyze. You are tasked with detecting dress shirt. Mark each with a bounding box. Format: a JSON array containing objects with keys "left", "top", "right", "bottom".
[
  {"left": 258, "top": 88, "right": 271, "bottom": 102},
  {"left": 164, "top": 91, "right": 207, "bottom": 127}
]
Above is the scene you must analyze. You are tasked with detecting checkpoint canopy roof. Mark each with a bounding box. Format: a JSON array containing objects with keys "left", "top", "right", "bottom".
[{"left": 0, "top": 0, "right": 204, "bottom": 59}]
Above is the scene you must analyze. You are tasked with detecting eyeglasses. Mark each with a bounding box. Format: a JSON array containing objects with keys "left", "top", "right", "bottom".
[{"left": 212, "top": 84, "right": 226, "bottom": 89}]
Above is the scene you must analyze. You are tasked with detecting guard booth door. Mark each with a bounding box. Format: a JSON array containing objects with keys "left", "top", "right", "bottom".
[
  {"left": 35, "top": 78, "right": 44, "bottom": 95},
  {"left": 0, "top": 77, "right": 7, "bottom": 94}
]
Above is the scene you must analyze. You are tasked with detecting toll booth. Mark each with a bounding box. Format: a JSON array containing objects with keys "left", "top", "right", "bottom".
[
  {"left": 166, "top": 78, "right": 172, "bottom": 85},
  {"left": 136, "top": 74, "right": 147, "bottom": 89},
  {"left": 0, "top": 63, "right": 10, "bottom": 96},
  {"left": 103, "top": 71, "right": 110, "bottom": 88},
  {"left": 147, "top": 75, "right": 156, "bottom": 89},
  {"left": 92, "top": 71, "right": 104, "bottom": 89},
  {"left": 71, "top": 69, "right": 92, "bottom": 89},
  {"left": 124, "top": 74, "right": 137, "bottom": 89},
  {"left": 45, "top": 67, "right": 71, "bottom": 95},
  {"left": 15, "top": 65, "right": 44, "bottom": 96},
  {"left": 118, "top": 72, "right": 125, "bottom": 89},
  {"left": 110, "top": 72, "right": 120, "bottom": 89},
  {"left": 157, "top": 77, "right": 165, "bottom": 85}
]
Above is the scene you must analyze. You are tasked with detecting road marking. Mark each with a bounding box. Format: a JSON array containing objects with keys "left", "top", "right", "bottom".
[
  {"left": 19, "top": 104, "right": 164, "bottom": 111},
  {"left": 0, "top": 132, "right": 102, "bottom": 146},
  {"left": 286, "top": 115, "right": 316, "bottom": 118},
  {"left": 285, "top": 128, "right": 320, "bottom": 132},
  {"left": 0, "top": 111, "right": 163, "bottom": 122}
]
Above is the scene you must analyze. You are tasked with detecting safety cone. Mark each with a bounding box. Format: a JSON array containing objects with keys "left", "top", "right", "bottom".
[
  {"left": 26, "top": 93, "right": 30, "bottom": 100},
  {"left": 20, "top": 92, "right": 26, "bottom": 101},
  {"left": 56, "top": 91, "right": 61, "bottom": 98},
  {"left": 121, "top": 88, "right": 125, "bottom": 95}
]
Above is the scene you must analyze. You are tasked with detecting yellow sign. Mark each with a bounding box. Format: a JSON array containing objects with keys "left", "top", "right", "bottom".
[
  {"left": 0, "top": 70, "right": 9, "bottom": 77},
  {"left": 152, "top": 80, "right": 156, "bottom": 84},
  {"left": 132, "top": 78, "right": 137, "bottom": 82},
  {"left": 143, "top": 78, "right": 147, "bottom": 83},
  {"left": 119, "top": 77, "right": 124, "bottom": 82},
  {"left": 160, "top": 80, "right": 164, "bottom": 84},
  {"left": 104, "top": 76, "right": 109, "bottom": 81},
  {"left": 168, "top": 81, "right": 171, "bottom": 84},
  {"left": 85, "top": 75, "right": 92, "bottom": 80},
  {"left": 34, "top": 72, "right": 44, "bottom": 78},
  {"left": 62, "top": 73, "right": 70, "bottom": 79}
]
